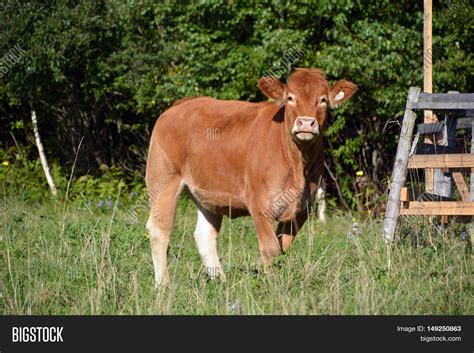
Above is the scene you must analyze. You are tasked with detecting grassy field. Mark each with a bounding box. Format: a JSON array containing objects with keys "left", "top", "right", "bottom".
[{"left": 1, "top": 194, "right": 472, "bottom": 315}]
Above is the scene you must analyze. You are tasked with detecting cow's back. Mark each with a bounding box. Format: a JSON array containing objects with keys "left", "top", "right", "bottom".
[{"left": 147, "top": 97, "right": 275, "bottom": 214}]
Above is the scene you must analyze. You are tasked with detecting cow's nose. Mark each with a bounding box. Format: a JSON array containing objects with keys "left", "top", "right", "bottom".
[{"left": 295, "top": 117, "right": 319, "bottom": 134}]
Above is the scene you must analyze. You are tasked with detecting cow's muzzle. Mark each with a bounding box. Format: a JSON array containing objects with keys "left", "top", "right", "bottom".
[{"left": 292, "top": 116, "right": 319, "bottom": 142}]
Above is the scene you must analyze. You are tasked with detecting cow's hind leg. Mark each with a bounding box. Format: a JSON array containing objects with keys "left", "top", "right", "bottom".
[
  {"left": 146, "top": 176, "right": 182, "bottom": 287},
  {"left": 193, "top": 206, "right": 224, "bottom": 279}
]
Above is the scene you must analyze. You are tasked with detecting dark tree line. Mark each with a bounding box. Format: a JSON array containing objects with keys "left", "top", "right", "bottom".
[{"left": 1, "top": 0, "right": 472, "bottom": 209}]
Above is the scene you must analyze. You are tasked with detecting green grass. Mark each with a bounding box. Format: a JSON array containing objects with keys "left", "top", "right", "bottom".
[{"left": 1, "top": 194, "right": 472, "bottom": 315}]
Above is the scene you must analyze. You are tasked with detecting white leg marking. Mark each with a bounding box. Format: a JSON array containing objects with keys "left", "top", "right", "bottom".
[
  {"left": 193, "top": 208, "right": 224, "bottom": 279},
  {"left": 316, "top": 186, "right": 327, "bottom": 224}
]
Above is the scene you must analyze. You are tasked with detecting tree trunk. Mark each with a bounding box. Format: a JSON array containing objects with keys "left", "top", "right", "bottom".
[{"left": 31, "top": 109, "right": 58, "bottom": 196}]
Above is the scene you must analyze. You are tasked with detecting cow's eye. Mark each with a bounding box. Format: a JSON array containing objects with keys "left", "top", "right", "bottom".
[
  {"left": 287, "top": 96, "right": 294, "bottom": 102},
  {"left": 320, "top": 97, "right": 328, "bottom": 105}
]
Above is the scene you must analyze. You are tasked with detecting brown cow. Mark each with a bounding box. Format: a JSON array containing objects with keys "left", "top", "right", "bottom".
[{"left": 146, "top": 68, "right": 357, "bottom": 285}]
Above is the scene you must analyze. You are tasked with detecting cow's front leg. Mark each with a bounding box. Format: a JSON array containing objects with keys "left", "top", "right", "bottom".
[
  {"left": 250, "top": 211, "right": 282, "bottom": 267},
  {"left": 276, "top": 207, "right": 310, "bottom": 252}
]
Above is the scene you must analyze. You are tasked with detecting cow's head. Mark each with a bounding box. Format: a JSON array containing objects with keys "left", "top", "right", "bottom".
[{"left": 258, "top": 68, "right": 357, "bottom": 146}]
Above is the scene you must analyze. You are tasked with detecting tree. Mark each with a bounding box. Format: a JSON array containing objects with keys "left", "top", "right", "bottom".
[{"left": 1, "top": 0, "right": 472, "bottom": 209}]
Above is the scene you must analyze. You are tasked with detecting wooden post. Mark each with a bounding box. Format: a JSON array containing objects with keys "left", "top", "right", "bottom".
[
  {"left": 471, "top": 116, "right": 474, "bottom": 202},
  {"left": 470, "top": 116, "right": 474, "bottom": 244},
  {"left": 424, "top": 0, "right": 436, "bottom": 193},
  {"left": 434, "top": 92, "right": 459, "bottom": 198},
  {"left": 436, "top": 92, "right": 459, "bottom": 223},
  {"left": 439, "top": 112, "right": 456, "bottom": 223},
  {"left": 423, "top": 0, "right": 433, "bottom": 113},
  {"left": 382, "top": 87, "right": 421, "bottom": 241}
]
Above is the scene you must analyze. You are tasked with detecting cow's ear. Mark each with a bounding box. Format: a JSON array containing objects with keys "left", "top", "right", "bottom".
[
  {"left": 258, "top": 76, "right": 286, "bottom": 102},
  {"left": 329, "top": 80, "right": 357, "bottom": 108}
]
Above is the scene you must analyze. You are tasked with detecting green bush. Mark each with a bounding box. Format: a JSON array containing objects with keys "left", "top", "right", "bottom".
[{"left": 0, "top": 146, "right": 145, "bottom": 207}]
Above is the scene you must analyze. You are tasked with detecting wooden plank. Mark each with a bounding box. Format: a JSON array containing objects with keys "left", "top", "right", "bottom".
[
  {"left": 411, "top": 101, "right": 474, "bottom": 110},
  {"left": 382, "top": 87, "right": 420, "bottom": 241},
  {"left": 417, "top": 122, "right": 444, "bottom": 135},
  {"left": 400, "top": 201, "right": 474, "bottom": 215},
  {"left": 456, "top": 116, "right": 474, "bottom": 129},
  {"left": 397, "top": 188, "right": 456, "bottom": 202},
  {"left": 400, "top": 187, "right": 409, "bottom": 202},
  {"left": 447, "top": 167, "right": 474, "bottom": 173},
  {"left": 408, "top": 154, "right": 474, "bottom": 169},
  {"left": 414, "top": 143, "right": 458, "bottom": 155},
  {"left": 417, "top": 193, "right": 455, "bottom": 202},
  {"left": 418, "top": 93, "right": 474, "bottom": 103},
  {"left": 452, "top": 172, "right": 470, "bottom": 201}
]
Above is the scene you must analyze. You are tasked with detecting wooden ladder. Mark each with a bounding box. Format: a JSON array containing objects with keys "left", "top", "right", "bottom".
[{"left": 382, "top": 88, "right": 474, "bottom": 241}]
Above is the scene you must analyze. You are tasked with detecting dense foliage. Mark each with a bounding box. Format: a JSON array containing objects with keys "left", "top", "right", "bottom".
[{"left": 1, "top": 0, "right": 473, "bottom": 210}]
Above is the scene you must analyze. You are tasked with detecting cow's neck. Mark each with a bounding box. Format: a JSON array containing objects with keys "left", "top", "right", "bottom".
[{"left": 278, "top": 114, "right": 318, "bottom": 187}]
